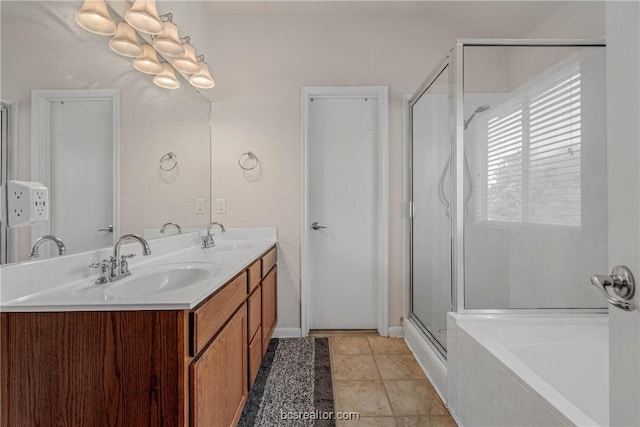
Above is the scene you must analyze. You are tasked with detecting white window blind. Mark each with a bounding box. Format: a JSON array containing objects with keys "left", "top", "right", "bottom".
[
  {"left": 528, "top": 66, "right": 581, "bottom": 226},
  {"left": 484, "top": 100, "right": 523, "bottom": 222},
  {"left": 475, "top": 61, "right": 582, "bottom": 227}
]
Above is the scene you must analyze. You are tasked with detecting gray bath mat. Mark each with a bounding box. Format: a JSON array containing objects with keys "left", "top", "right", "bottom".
[{"left": 238, "top": 337, "right": 335, "bottom": 427}]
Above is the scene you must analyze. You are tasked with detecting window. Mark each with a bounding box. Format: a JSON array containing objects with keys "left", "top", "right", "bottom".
[{"left": 475, "top": 61, "right": 582, "bottom": 227}]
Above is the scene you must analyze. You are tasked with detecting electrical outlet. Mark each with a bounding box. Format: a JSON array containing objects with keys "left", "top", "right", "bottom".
[
  {"left": 33, "top": 189, "right": 47, "bottom": 219},
  {"left": 216, "top": 198, "right": 226, "bottom": 214},
  {"left": 5, "top": 181, "right": 49, "bottom": 227},
  {"left": 195, "top": 198, "right": 206, "bottom": 214}
]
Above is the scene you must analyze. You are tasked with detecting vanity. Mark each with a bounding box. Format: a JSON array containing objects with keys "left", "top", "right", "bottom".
[{"left": 1, "top": 230, "right": 278, "bottom": 427}]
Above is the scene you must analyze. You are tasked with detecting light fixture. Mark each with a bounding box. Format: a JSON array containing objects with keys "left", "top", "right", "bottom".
[
  {"left": 124, "top": 0, "right": 163, "bottom": 35},
  {"left": 74, "top": 3, "right": 216, "bottom": 92},
  {"left": 109, "top": 22, "right": 143, "bottom": 57},
  {"left": 153, "top": 63, "right": 181, "bottom": 89},
  {"left": 134, "top": 44, "right": 162, "bottom": 74},
  {"left": 152, "top": 14, "right": 185, "bottom": 57},
  {"left": 189, "top": 56, "right": 215, "bottom": 89},
  {"left": 74, "top": 0, "right": 117, "bottom": 36},
  {"left": 172, "top": 38, "right": 200, "bottom": 74}
]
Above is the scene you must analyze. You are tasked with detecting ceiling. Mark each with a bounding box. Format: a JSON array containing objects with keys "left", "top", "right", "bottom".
[{"left": 201, "top": 1, "right": 574, "bottom": 38}]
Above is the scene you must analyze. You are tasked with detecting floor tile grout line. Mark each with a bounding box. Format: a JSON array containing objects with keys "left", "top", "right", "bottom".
[{"left": 368, "top": 336, "right": 397, "bottom": 418}]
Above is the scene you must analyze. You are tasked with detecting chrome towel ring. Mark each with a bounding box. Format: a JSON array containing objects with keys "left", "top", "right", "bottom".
[
  {"left": 160, "top": 152, "right": 178, "bottom": 171},
  {"left": 238, "top": 151, "right": 259, "bottom": 170}
]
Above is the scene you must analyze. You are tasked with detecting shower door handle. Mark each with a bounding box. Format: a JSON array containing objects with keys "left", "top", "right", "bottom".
[{"left": 590, "top": 265, "right": 636, "bottom": 311}]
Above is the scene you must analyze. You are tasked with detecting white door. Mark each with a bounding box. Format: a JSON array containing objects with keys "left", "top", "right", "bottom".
[
  {"left": 307, "top": 96, "right": 378, "bottom": 329},
  {"left": 49, "top": 99, "right": 114, "bottom": 254},
  {"left": 607, "top": 3, "right": 640, "bottom": 426}
]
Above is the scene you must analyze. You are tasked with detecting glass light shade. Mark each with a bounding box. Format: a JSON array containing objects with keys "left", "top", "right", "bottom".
[
  {"left": 109, "top": 23, "right": 143, "bottom": 57},
  {"left": 74, "top": 0, "right": 117, "bottom": 36},
  {"left": 153, "top": 63, "right": 181, "bottom": 89},
  {"left": 172, "top": 44, "right": 200, "bottom": 74},
  {"left": 189, "top": 62, "right": 215, "bottom": 89},
  {"left": 134, "top": 45, "right": 162, "bottom": 74},
  {"left": 124, "top": 0, "right": 163, "bottom": 35},
  {"left": 152, "top": 22, "right": 184, "bottom": 57}
]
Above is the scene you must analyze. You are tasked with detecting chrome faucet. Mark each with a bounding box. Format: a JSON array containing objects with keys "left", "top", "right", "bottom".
[
  {"left": 201, "top": 222, "right": 225, "bottom": 249},
  {"left": 30, "top": 235, "right": 66, "bottom": 258},
  {"left": 160, "top": 222, "right": 181, "bottom": 234},
  {"left": 90, "top": 234, "right": 151, "bottom": 284}
]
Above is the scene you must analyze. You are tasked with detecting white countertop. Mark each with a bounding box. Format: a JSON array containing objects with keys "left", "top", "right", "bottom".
[{"left": 0, "top": 229, "right": 276, "bottom": 312}]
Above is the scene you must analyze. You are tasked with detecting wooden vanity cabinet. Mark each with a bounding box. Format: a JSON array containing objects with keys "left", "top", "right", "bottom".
[{"left": 1, "top": 245, "right": 277, "bottom": 427}]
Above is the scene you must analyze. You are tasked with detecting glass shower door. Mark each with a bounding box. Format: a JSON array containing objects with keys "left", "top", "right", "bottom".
[{"left": 410, "top": 60, "right": 452, "bottom": 355}]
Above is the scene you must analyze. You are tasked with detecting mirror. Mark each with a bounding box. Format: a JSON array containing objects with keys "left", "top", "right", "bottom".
[{"left": 0, "top": 1, "right": 212, "bottom": 265}]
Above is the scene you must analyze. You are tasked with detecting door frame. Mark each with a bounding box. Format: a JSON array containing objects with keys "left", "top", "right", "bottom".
[
  {"left": 0, "top": 99, "right": 19, "bottom": 263},
  {"left": 300, "top": 86, "right": 389, "bottom": 336},
  {"left": 31, "top": 89, "right": 120, "bottom": 245}
]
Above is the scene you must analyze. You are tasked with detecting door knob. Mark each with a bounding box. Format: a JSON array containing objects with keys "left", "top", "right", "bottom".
[
  {"left": 590, "top": 265, "right": 636, "bottom": 311},
  {"left": 98, "top": 225, "right": 113, "bottom": 233},
  {"left": 311, "top": 222, "right": 327, "bottom": 230}
]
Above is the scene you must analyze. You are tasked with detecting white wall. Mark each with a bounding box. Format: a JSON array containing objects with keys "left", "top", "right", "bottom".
[{"left": 0, "top": 1, "right": 211, "bottom": 261}]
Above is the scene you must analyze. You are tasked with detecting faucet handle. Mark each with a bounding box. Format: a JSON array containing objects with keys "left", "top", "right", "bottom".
[
  {"left": 89, "top": 260, "right": 106, "bottom": 269},
  {"left": 89, "top": 259, "right": 111, "bottom": 285},
  {"left": 119, "top": 254, "right": 136, "bottom": 275}
]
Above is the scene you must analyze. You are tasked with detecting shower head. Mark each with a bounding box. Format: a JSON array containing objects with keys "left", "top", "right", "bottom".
[{"left": 464, "top": 104, "right": 491, "bottom": 130}]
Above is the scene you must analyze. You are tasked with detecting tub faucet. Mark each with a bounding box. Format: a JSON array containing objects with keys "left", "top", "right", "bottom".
[
  {"left": 30, "top": 235, "right": 66, "bottom": 258},
  {"left": 160, "top": 222, "right": 182, "bottom": 234},
  {"left": 90, "top": 234, "right": 151, "bottom": 284},
  {"left": 202, "top": 222, "right": 225, "bottom": 249}
]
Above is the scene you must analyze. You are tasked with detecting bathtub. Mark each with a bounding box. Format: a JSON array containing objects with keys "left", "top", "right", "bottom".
[{"left": 447, "top": 314, "right": 608, "bottom": 427}]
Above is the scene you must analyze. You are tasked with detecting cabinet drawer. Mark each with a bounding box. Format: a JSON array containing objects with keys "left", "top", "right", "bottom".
[
  {"left": 248, "top": 326, "right": 262, "bottom": 389},
  {"left": 261, "top": 247, "right": 277, "bottom": 278},
  {"left": 247, "top": 260, "right": 261, "bottom": 293},
  {"left": 248, "top": 287, "right": 261, "bottom": 342},
  {"left": 191, "top": 272, "right": 247, "bottom": 356}
]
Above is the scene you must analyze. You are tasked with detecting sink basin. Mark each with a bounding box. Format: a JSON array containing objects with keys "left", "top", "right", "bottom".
[{"left": 71, "top": 264, "right": 220, "bottom": 302}]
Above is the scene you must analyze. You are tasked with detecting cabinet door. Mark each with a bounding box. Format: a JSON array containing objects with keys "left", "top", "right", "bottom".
[
  {"left": 248, "top": 327, "right": 262, "bottom": 389},
  {"left": 191, "top": 306, "right": 247, "bottom": 427},
  {"left": 261, "top": 266, "right": 277, "bottom": 354}
]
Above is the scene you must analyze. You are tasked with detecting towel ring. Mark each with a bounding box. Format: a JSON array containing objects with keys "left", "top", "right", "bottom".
[
  {"left": 238, "top": 151, "right": 259, "bottom": 171},
  {"left": 160, "top": 152, "right": 178, "bottom": 171}
]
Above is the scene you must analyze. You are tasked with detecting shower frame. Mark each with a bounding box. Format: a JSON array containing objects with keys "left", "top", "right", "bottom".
[{"left": 407, "top": 39, "right": 607, "bottom": 359}]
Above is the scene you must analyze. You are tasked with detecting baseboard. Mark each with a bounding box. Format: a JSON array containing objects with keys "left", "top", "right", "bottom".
[
  {"left": 273, "top": 327, "right": 303, "bottom": 338},
  {"left": 388, "top": 326, "right": 403, "bottom": 337},
  {"left": 274, "top": 327, "right": 400, "bottom": 338}
]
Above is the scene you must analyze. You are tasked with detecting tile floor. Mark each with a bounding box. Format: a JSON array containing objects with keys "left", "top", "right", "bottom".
[{"left": 324, "top": 335, "right": 457, "bottom": 427}]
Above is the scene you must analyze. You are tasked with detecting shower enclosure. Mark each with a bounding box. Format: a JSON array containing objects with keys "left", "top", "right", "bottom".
[{"left": 408, "top": 40, "right": 607, "bottom": 357}]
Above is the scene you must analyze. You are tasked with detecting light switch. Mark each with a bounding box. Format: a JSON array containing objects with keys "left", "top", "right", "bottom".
[
  {"left": 216, "top": 198, "right": 226, "bottom": 214},
  {"left": 195, "top": 199, "right": 206, "bottom": 214}
]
